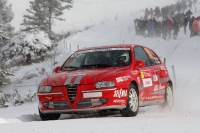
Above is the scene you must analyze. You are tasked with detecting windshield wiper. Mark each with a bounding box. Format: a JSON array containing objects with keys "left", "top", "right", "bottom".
[
  {"left": 63, "top": 66, "right": 80, "bottom": 70},
  {"left": 80, "top": 64, "right": 112, "bottom": 68}
]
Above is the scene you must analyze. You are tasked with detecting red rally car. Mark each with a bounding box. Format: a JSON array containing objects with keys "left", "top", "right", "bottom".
[{"left": 37, "top": 44, "right": 174, "bottom": 120}]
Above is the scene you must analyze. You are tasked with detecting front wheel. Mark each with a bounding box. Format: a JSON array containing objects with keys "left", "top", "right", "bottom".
[
  {"left": 120, "top": 83, "right": 139, "bottom": 117},
  {"left": 39, "top": 108, "right": 61, "bottom": 121}
]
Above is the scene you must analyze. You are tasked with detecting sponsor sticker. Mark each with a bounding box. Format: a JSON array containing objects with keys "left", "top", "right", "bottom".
[
  {"left": 159, "top": 83, "right": 165, "bottom": 90},
  {"left": 116, "top": 76, "right": 131, "bottom": 83},
  {"left": 137, "top": 77, "right": 141, "bottom": 85},
  {"left": 142, "top": 78, "right": 152, "bottom": 87},
  {"left": 83, "top": 92, "right": 102, "bottom": 98},
  {"left": 154, "top": 85, "right": 159, "bottom": 91},
  {"left": 113, "top": 99, "right": 126, "bottom": 104},
  {"left": 116, "top": 77, "right": 124, "bottom": 83},
  {"left": 73, "top": 48, "right": 131, "bottom": 55},
  {"left": 141, "top": 72, "right": 145, "bottom": 79},
  {"left": 140, "top": 70, "right": 152, "bottom": 79},
  {"left": 113, "top": 89, "right": 127, "bottom": 98},
  {"left": 153, "top": 83, "right": 165, "bottom": 92},
  {"left": 153, "top": 74, "right": 158, "bottom": 82},
  {"left": 131, "top": 70, "right": 138, "bottom": 75},
  {"left": 145, "top": 95, "right": 164, "bottom": 100}
]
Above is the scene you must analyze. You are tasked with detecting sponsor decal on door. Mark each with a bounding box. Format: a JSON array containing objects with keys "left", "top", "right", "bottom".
[
  {"left": 142, "top": 78, "right": 153, "bottom": 87},
  {"left": 140, "top": 70, "right": 152, "bottom": 79},
  {"left": 153, "top": 74, "right": 158, "bottom": 82}
]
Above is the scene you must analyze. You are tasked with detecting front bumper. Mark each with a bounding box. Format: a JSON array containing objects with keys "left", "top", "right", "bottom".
[
  {"left": 38, "top": 85, "right": 128, "bottom": 114},
  {"left": 40, "top": 105, "right": 126, "bottom": 114}
]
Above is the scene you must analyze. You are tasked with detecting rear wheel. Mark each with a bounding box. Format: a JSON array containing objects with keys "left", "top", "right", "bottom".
[
  {"left": 39, "top": 108, "right": 61, "bottom": 121},
  {"left": 120, "top": 83, "right": 139, "bottom": 117},
  {"left": 160, "top": 83, "right": 174, "bottom": 109}
]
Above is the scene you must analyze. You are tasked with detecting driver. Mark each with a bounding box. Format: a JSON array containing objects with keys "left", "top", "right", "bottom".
[{"left": 116, "top": 56, "right": 127, "bottom": 65}]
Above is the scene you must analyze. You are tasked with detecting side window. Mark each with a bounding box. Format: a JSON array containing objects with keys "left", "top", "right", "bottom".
[
  {"left": 134, "top": 46, "right": 151, "bottom": 66},
  {"left": 144, "top": 48, "right": 161, "bottom": 65}
]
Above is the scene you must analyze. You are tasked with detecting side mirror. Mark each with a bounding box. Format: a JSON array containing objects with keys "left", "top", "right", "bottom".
[
  {"left": 54, "top": 66, "right": 61, "bottom": 73},
  {"left": 136, "top": 60, "right": 145, "bottom": 68}
]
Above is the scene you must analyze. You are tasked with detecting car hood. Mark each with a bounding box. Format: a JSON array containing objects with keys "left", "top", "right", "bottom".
[{"left": 47, "top": 67, "right": 129, "bottom": 86}]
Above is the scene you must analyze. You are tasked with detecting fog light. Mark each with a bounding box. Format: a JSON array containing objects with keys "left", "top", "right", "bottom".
[
  {"left": 43, "top": 102, "right": 54, "bottom": 108},
  {"left": 48, "top": 102, "right": 54, "bottom": 108},
  {"left": 43, "top": 102, "right": 49, "bottom": 108}
]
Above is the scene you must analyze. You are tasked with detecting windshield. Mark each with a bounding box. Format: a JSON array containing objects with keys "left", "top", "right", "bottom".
[{"left": 61, "top": 48, "right": 131, "bottom": 70}]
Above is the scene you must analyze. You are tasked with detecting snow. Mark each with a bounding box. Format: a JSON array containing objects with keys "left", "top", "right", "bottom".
[
  {"left": 1, "top": 0, "right": 200, "bottom": 133},
  {"left": 2, "top": 29, "right": 53, "bottom": 65}
]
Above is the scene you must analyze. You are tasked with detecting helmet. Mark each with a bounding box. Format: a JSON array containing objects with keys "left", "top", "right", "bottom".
[
  {"left": 121, "top": 52, "right": 130, "bottom": 63},
  {"left": 116, "top": 51, "right": 130, "bottom": 65}
]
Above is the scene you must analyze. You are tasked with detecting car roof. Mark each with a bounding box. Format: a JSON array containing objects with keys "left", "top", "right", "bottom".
[{"left": 75, "top": 44, "right": 143, "bottom": 52}]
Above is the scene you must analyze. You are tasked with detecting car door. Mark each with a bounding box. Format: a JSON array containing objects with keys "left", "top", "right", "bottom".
[
  {"left": 144, "top": 47, "right": 168, "bottom": 102},
  {"left": 134, "top": 46, "right": 158, "bottom": 105},
  {"left": 143, "top": 47, "right": 164, "bottom": 98}
]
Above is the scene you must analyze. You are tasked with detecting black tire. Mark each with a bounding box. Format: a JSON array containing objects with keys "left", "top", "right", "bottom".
[
  {"left": 159, "top": 83, "right": 174, "bottom": 109},
  {"left": 39, "top": 108, "right": 61, "bottom": 121},
  {"left": 120, "top": 83, "right": 139, "bottom": 117}
]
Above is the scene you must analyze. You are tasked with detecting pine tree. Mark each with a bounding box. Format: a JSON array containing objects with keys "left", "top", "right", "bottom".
[
  {"left": 21, "top": 0, "right": 73, "bottom": 32},
  {"left": 21, "top": 0, "right": 49, "bottom": 31},
  {"left": 45, "top": 0, "right": 73, "bottom": 31}
]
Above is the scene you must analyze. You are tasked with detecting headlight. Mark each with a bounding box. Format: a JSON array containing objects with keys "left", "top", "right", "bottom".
[
  {"left": 95, "top": 81, "right": 116, "bottom": 89},
  {"left": 38, "top": 86, "right": 52, "bottom": 92}
]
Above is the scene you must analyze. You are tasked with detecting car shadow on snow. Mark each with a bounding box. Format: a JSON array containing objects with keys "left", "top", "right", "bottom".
[
  {"left": 59, "top": 111, "right": 122, "bottom": 120},
  {"left": 17, "top": 111, "right": 121, "bottom": 122}
]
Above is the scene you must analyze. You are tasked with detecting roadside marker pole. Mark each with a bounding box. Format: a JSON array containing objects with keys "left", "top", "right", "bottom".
[
  {"left": 70, "top": 43, "right": 71, "bottom": 53},
  {"left": 163, "top": 58, "right": 166, "bottom": 66},
  {"left": 172, "top": 65, "right": 177, "bottom": 88}
]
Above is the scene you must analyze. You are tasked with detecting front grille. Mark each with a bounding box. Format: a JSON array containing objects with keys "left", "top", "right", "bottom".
[
  {"left": 77, "top": 100, "right": 92, "bottom": 108},
  {"left": 67, "top": 85, "right": 77, "bottom": 103},
  {"left": 76, "top": 99, "right": 107, "bottom": 109},
  {"left": 53, "top": 101, "right": 71, "bottom": 109}
]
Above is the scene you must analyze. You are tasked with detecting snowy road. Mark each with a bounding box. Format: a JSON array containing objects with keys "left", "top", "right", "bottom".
[{"left": 1, "top": 106, "right": 200, "bottom": 133}]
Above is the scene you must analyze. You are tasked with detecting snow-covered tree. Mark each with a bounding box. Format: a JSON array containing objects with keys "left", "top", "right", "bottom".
[
  {"left": 21, "top": 0, "right": 73, "bottom": 32},
  {"left": 2, "top": 29, "right": 53, "bottom": 66},
  {"left": 0, "top": 0, "right": 14, "bottom": 24},
  {"left": 0, "top": 0, "right": 14, "bottom": 44}
]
